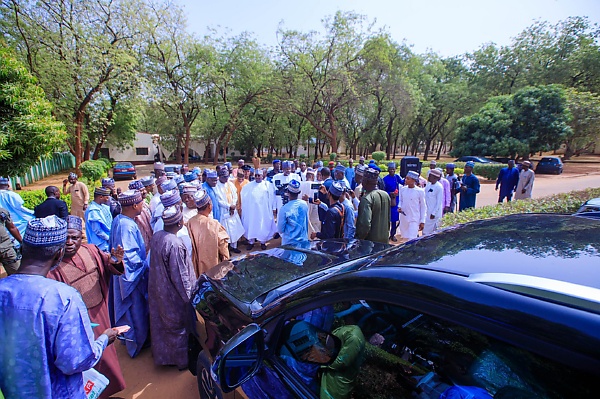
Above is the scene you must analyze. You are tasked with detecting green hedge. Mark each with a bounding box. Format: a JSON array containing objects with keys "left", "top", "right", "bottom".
[
  {"left": 19, "top": 189, "right": 73, "bottom": 210},
  {"left": 441, "top": 187, "right": 600, "bottom": 228}
]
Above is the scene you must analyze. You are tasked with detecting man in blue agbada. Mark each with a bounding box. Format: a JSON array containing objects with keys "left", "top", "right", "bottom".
[
  {"left": 459, "top": 162, "right": 481, "bottom": 211},
  {"left": 495, "top": 160, "right": 520, "bottom": 203},
  {"left": 0, "top": 215, "right": 118, "bottom": 399},
  {"left": 84, "top": 186, "right": 113, "bottom": 252},
  {"left": 382, "top": 162, "right": 405, "bottom": 241},
  {"left": 0, "top": 177, "right": 34, "bottom": 237},
  {"left": 202, "top": 170, "right": 221, "bottom": 221},
  {"left": 277, "top": 179, "right": 310, "bottom": 249},
  {"left": 110, "top": 190, "right": 149, "bottom": 358}
]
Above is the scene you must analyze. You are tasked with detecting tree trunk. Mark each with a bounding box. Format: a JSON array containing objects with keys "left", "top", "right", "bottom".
[{"left": 74, "top": 112, "right": 84, "bottom": 173}]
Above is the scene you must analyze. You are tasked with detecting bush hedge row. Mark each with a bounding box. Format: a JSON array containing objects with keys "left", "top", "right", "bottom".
[
  {"left": 441, "top": 187, "right": 600, "bottom": 228},
  {"left": 19, "top": 189, "right": 73, "bottom": 210}
]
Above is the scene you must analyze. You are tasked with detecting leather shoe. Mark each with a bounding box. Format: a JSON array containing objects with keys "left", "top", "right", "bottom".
[
  {"left": 260, "top": 243, "right": 267, "bottom": 250},
  {"left": 390, "top": 236, "right": 398, "bottom": 242}
]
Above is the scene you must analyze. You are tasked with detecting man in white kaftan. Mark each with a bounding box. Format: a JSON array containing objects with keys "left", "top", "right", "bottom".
[
  {"left": 215, "top": 168, "right": 245, "bottom": 253},
  {"left": 397, "top": 171, "right": 426, "bottom": 241},
  {"left": 515, "top": 161, "right": 535, "bottom": 200},
  {"left": 240, "top": 169, "right": 276, "bottom": 250},
  {"left": 423, "top": 169, "right": 445, "bottom": 236},
  {"left": 272, "top": 161, "right": 301, "bottom": 214},
  {"left": 299, "top": 168, "right": 321, "bottom": 236}
]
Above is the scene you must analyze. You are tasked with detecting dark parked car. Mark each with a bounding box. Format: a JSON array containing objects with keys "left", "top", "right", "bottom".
[
  {"left": 454, "top": 156, "right": 498, "bottom": 164},
  {"left": 187, "top": 215, "right": 600, "bottom": 399},
  {"left": 535, "top": 156, "right": 563, "bottom": 174},
  {"left": 112, "top": 162, "right": 136, "bottom": 180}
]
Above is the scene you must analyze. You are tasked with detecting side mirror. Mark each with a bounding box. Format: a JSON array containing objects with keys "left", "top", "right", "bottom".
[{"left": 217, "top": 324, "right": 264, "bottom": 393}]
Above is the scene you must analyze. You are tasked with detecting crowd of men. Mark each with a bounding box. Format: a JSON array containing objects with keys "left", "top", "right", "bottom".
[{"left": 0, "top": 156, "right": 537, "bottom": 398}]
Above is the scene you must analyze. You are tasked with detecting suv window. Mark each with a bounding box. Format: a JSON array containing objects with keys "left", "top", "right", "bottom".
[{"left": 274, "top": 300, "right": 595, "bottom": 398}]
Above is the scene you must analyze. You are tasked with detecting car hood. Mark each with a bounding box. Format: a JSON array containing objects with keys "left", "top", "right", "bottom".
[
  {"left": 203, "top": 239, "right": 391, "bottom": 308},
  {"left": 372, "top": 214, "right": 600, "bottom": 289}
]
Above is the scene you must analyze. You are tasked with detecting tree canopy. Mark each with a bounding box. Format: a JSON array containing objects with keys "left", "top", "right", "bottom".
[
  {"left": 0, "top": 41, "right": 65, "bottom": 175},
  {"left": 0, "top": 1, "right": 598, "bottom": 168}
]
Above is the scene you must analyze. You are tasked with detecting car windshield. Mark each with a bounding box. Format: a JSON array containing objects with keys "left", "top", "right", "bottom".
[
  {"left": 115, "top": 163, "right": 132, "bottom": 168},
  {"left": 540, "top": 157, "right": 557, "bottom": 163},
  {"left": 205, "top": 239, "right": 390, "bottom": 304}
]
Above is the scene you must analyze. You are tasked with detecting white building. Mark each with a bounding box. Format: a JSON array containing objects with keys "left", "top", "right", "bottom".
[{"left": 99, "top": 132, "right": 157, "bottom": 163}]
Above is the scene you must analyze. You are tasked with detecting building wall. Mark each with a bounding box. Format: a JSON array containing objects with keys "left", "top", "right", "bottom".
[{"left": 102, "top": 132, "right": 157, "bottom": 164}]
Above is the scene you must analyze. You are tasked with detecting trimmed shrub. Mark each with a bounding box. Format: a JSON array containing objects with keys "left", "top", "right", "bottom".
[
  {"left": 441, "top": 187, "right": 600, "bottom": 228},
  {"left": 299, "top": 154, "right": 307, "bottom": 159},
  {"left": 372, "top": 151, "right": 386, "bottom": 162},
  {"left": 472, "top": 163, "right": 506, "bottom": 180},
  {"left": 329, "top": 153, "right": 337, "bottom": 161},
  {"left": 97, "top": 157, "right": 113, "bottom": 172},
  {"left": 79, "top": 160, "right": 105, "bottom": 183},
  {"left": 19, "top": 189, "right": 73, "bottom": 210}
]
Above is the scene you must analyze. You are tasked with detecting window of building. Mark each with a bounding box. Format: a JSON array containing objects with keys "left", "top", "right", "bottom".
[{"left": 136, "top": 147, "right": 149, "bottom": 156}]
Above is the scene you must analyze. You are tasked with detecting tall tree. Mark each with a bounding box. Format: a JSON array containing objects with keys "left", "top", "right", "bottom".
[
  {"left": 563, "top": 88, "right": 600, "bottom": 159},
  {"left": 143, "top": 0, "right": 209, "bottom": 164},
  {"left": 201, "top": 32, "right": 271, "bottom": 164},
  {"left": 0, "top": 42, "right": 65, "bottom": 175},
  {"left": 1, "top": 0, "right": 141, "bottom": 170},
  {"left": 276, "top": 11, "right": 371, "bottom": 154}
]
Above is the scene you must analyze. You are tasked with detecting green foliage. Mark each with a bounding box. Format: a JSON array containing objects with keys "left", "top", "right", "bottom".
[
  {"left": 329, "top": 153, "right": 337, "bottom": 161},
  {"left": 79, "top": 160, "right": 106, "bottom": 183},
  {"left": 563, "top": 88, "right": 600, "bottom": 159},
  {"left": 97, "top": 157, "right": 113, "bottom": 171},
  {"left": 441, "top": 187, "right": 600, "bottom": 228},
  {"left": 19, "top": 189, "right": 72, "bottom": 210},
  {"left": 453, "top": 85, "right": 571, "bottom": 158},
  {"left": 372, "top": 151, "right": 386, "bottom": 162},
  {"left": 299, "top": 154, "right": 307, "bottom": 159},
  {"left": 0, "top": 42, "right": 66, "bottom": 176}
]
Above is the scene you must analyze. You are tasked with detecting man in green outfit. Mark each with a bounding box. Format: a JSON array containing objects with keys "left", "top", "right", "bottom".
[
  {"left": 355, "top": 167, "right": 391, "bottom": 244},
  {"left": 0, "top": 208, "right": 22, "bottom": 275}
]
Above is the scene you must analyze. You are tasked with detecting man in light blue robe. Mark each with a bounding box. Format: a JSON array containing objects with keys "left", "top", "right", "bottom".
[
  {"left": 84, "top": 187, "right": 113, "bottom": 252},
  {"left": 0, "top": 216, "right": 117, "bottom": 399},
  {"left": 109, "top": 190, "right": 149, "bottom": 358},
  {"left": 0, "top": 177, "right": 34, "bottom": 238},
  {"left": 202, "top": 170, "right": 221, "bottom": 220},
  {"left": 277, "top": 180, "right": 310, "bottom": 248}
]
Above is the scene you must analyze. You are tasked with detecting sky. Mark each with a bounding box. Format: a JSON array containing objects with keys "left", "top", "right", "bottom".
[{"left": 178, "top": 0, "right": 600, "bottom": 56}]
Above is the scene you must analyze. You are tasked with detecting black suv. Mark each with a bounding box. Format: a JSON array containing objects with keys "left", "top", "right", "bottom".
[{"left": 187, "top": 214, "right": 600, "bottom": 399}]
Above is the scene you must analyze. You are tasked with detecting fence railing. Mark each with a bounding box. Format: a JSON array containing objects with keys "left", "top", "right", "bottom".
[{"left": 9, "top": 152, "right": 75, "bottom": 188}]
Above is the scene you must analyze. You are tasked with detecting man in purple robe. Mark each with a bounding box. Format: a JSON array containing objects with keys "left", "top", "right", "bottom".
[{"left": 149, "top": 206, "right": 197, "bottom": 368}]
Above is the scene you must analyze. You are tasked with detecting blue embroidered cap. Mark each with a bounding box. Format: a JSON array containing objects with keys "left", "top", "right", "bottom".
[
  {"left": 184, "top": 172, "right": 196, "bottom": 182},
  {"left": 287, "top": 179, "right": 301, "bottom": 194},
  {"left": 117, "top": 190, "right": 143, "bottom": 206},
  {"left": 174, "top": 175, "right": 185, "bottom": 185},
  {"left": 162, "top": 205, "right": 183, "bottom": 226},
  {"left": 129, "top": 180, "right": 144, "bottom": 191},
  {"left": 407, "top": 170, "right": 420, "bottom": 181},
  {"left": 66, "top": 215, "right": 83, "bottom": 231},
  {"left": 206, "top": 170, "right": 218, "bottom": 179},
  {"left": 334, "top": 164, "right": 346, "bottom": 173},
  {"left": 465, "top": 161, "right": 475, "bottom": 168},
  {"left": 160, "top": 189, "right": 181, "bottom": 207},
  {"left": 23, "top": 216, "right": 67, "bottom": 247},
  {"left": 194, "top": 188, "right": 211, "bottom": 208},
  {"left": 161, "top": 179, "right": 177, "bottom": 191},
  {"left": 101, "top": 177, "right": 115, "bottom": 188},
  {"left": 0, "top": 177, "right": 10, "bottom": 185},
  {"left": 329, "top": 181, "right": 345, "bottom": 197}
]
